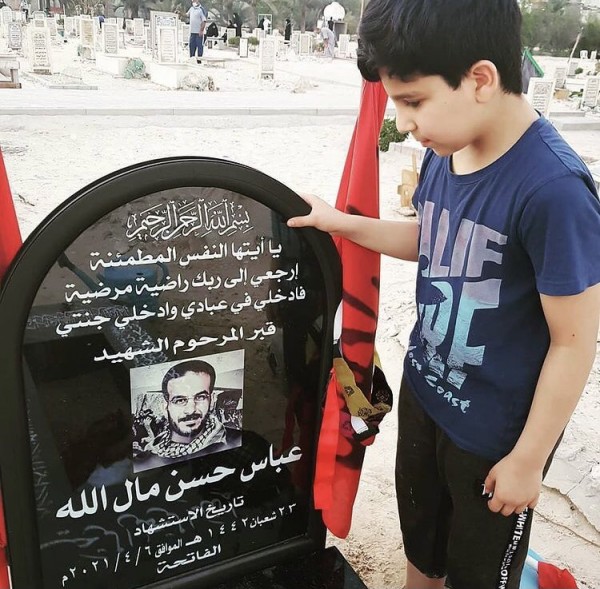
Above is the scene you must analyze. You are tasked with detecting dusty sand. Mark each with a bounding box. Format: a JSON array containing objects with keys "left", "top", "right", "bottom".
[{"left": 1, "top": 33, "right": 599, "bottom": 589}]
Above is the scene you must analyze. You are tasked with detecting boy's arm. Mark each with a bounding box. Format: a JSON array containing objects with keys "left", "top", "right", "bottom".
[
  {"left": 287, "top": 193, "right": 420, "bottom": 262},
  {"left": 485, "top": 283, "right": 600, "bottom": 516}
]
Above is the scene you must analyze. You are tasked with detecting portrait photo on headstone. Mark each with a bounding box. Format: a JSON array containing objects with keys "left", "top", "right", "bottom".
[{"left": 131, "top": 350, "right": 244, "bottom": 473}]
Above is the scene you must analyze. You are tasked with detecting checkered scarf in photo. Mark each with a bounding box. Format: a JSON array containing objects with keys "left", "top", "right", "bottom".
[{"left": 150, "top": 412, "right": 226, "bottom": 459}]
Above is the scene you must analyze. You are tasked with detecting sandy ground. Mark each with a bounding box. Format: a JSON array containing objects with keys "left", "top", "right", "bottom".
[{"left": 1, "top": 32, "right": 599, "bottom": 589}]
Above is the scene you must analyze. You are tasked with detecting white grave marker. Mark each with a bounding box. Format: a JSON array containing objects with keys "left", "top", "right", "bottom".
[
  {"left": 226, "top": 27, "right": 236, "bottom": 44},
  {"left": 157, "top": 26, "right": 177, "bottom": 63},
  {"left": 64, "top": 16, "right": 74, "bottom": 36},
  {"left": 527, "top": 78, "right": 555, "bottom": 116},
  {"left": 180, "top": 23, "right": 190, "bottom": 45},
  {"left": 338, "top": 33, "right": 350, "bottom": 58},
  {"left": 582, "top": 76, "right": 599, "bottom": 108},
  {"left": 258, "top": 37, "right": 276, "bottom": 78},
  {"left": 8, "top": 22, "right": 22, "bottom": 50},
  {"left": 133, "top": 17, "right": 144, "bottom": 39},
  {"left": 47, "top": 16, "right": 57, "bottom": 38},
  {"left": 29, "top": 26, "right": 51, "bottom": 73},
  {"left": 591, "top": 50, "right": 597, "bottom": 61},
  {"left": 580, "top": 50, "right": 589, "bottom": 60},
  {"left": 299, "top": 33, "right": 312, "bottom": 56},
  {"left": 291, "top": 31, "right": 300, "bottom": 54},
  {"left": 568, "top": 60, "right": 579, "bottom": 76},
  {"left": 80, "top": 17, "right": 95, "bottom": 58},
  {"left": 239, "top": 36, "right": 248, "bottom": 58},
  {"left": 102, "top": 22, "right": 118, "bottom": 54},
  {"left": 554, "top": 66, "right": 567, "bottom": 89},
  {"left": 150, "top": 12, "right": 177, "bottom": 61}
]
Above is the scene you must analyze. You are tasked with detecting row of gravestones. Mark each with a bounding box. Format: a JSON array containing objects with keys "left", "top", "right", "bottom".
[
  {"left": 526, "top": 65, "right": 600, "bottom": 116},
  {"left": 0, "top": 157, "right": 368, "bottom": 589}
]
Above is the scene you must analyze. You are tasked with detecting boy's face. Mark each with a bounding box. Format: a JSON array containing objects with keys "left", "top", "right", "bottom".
[{"left": 381, "top": 72, "right": 480, "bottom": 158}]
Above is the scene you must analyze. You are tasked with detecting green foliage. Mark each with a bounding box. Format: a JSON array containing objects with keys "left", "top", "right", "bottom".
[
  {"left": 379, "top": 118, "right": 408, "bottom": 152},
  {"left": 521, "top": 4, "right": 581, "bottom": 53},
  {"left": 581, "top": 17, "right": 600, "bottom": 52},
  {"left": 228, "top": 35, "right": 240, "bottom": 46},
  {"left": 124, "top": 57, "right": 147, "bottom": 79},
  {"left": 247, "top": 35, "right": 259, "bottom": 45},
  {"left": 575, "top": 67, "right": 583, "bottom": 75}
]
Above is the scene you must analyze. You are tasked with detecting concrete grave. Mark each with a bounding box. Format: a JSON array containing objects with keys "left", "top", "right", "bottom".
[
  {"left": 582, "top": 76, "right": 599, "bottom": 108},
  {"left": 553, "top": 66, "right": 567, "bottom": 89},
  {"left": 180, "top": 23, "right": 190, "bottom": 46},
  {"left": 150, "top": 12, "right": 178, "bottom": 61},
  {"left": 0, "top": 52, "right": 20, "bottom": 87},
  {"left": 226, "top": 27, "right": 236, "bottom": 45},
  {"left": 46, "top": 16, "right": 57, "bottom": 39},
  {"left": 291, "top": 31, "right": 300, "bottom": 54},
  {"left": 568, "top": 60, "right": 579, "bottom": 76},
  {"left": 8, "top": 21, "right": 22, "bottom": 51},
  {"left": 338, "top": 33, "right": 350, "bottom": 58},
  {"left": 157, "top": 25, "right": 177, "bottom": 64},
  {"left": 133, "top": 17, "right": 144, "bottom": 40},
  {"left": 258, "top": 37, "right": 276, "bottom": 79},
  {"left": 580, "top": 50, "right": 589, "bottom": 60},
  {"left": 526, "top": 78, "right": 555, "bottom": 116},
  {"left": 239, "top": 36, "right": 248, "bottom": 58},
  {"left": 28, "top": 26, "right": 51, "bottom": 73},
  {"left": 298, "top": 33, "right": 312, "bottom": 56},
  {"left": 64, "top": 16, "right": 75, "bottom": 37},
  {"left": 80, "top": 17, "right": 95, "bottom": 59},
  {"left": 591, "top": 50, "right": 597, "bottom": 61},
  {"left": 0, "top": 157, "right": 368, "bottom": 589},
  {"left": 102, "top": 22, "right": 119, "bottom": 54}
]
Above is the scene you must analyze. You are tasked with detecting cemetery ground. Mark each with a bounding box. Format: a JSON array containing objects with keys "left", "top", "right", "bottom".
[{"left": 1, "top": 49, "right": 600, "bottom": 589}]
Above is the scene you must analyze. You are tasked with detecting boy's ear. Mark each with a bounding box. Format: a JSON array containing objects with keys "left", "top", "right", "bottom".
[{"left": 467, "top": 60, "right": 499, "bottom": 102}]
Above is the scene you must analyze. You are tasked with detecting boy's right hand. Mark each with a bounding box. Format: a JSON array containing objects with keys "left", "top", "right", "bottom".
[{"left": 287, "top": 193, "right": 348, "bottom": 236}]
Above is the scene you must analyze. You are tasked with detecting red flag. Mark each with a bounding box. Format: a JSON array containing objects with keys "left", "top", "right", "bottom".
[
  {"left": 537, "top": 562, "right": 578, "bottom": 589},
  {"left": 0, "top": 147, "right": 21, "bottom": 589},
  {"left": 0, "top": 148, "right": 21, "bottom": 279},
  {"left": 313, "top": 81, "right": 389, "bottom": 538},
  {"left": 526, "top": 553, "right": 578, "bottom": 589}
]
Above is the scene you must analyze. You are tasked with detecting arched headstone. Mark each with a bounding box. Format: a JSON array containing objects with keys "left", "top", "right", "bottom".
[{"left": 0, "top": 158, "right": 366, "bottom": 589}]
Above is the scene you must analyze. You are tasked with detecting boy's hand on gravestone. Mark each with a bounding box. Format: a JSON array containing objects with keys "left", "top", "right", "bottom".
[
  {"left": 484, "top": 452, "right": 544, "bottom": 517},
  {"left": 287, "top": 193, "right": 349, "bottom": 236}
]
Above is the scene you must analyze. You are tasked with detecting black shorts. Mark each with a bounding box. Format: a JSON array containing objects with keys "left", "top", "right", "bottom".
[{"left": 396, "top": 378, "right": 557, "bottom": 589}]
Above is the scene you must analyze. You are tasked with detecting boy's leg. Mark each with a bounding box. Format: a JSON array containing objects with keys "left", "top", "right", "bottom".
[
  {"left": 442, "top": 434, "right": 559, "bottom": 589},
  {"left": 396, "top": 378, "right": 450, "bottom": 588},
  {"left": 441, "top": 440, "right": 531, "bottom": 589},
  {"left": 189, "top": 34, "right": 196, "bottom": 57}
]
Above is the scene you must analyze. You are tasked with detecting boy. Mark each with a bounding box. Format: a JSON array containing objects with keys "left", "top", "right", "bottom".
[{"left": 287, "top": 1, "right": 600, "bottom": 588}]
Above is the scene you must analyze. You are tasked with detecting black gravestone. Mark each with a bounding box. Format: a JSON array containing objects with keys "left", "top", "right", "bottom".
[{"left": 0, "top": 158, "right": 366, "bottom": 589}]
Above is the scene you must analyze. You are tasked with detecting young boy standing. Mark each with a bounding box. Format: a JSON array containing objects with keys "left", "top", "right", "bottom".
[{"left": 287, "top": 1, "right": 600, "bottom": 588}]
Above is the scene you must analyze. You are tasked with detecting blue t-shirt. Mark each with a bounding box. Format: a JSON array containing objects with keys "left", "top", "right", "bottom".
[{"left": 404, "top": 117, "right": 600, "bottom": 461}]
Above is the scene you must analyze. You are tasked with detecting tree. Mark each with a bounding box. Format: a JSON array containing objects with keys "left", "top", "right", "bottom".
[
  {"left": 521, "top": 3, "right": 581, "bottom": 54},
  {"left": 580, "top": 16, "right": 600, "bottom": 52}
]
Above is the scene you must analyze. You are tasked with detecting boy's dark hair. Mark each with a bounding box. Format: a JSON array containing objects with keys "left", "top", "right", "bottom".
[{"left": 357, "top": 0, "right": 523, "bottom": 94}]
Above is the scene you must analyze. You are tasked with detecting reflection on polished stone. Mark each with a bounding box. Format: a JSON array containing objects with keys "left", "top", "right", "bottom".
[{"left": 214, "top": 547, "right": 368, "bottom": 589}]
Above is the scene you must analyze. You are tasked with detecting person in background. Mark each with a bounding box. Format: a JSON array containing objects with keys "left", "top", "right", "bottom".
[
  {"left": 205, "top": 20, "right": 219, "bottom": 39},
  {"left": 233, "top": 12, "right": 242, "bottom": 37},
  {"left": 187, "top": 0, "right": 206, "bottom": 63},
  {"left": 288, "top": 1, "right": 600, "bottom": 587},
  {"left": 318, "top": 23, "right": 335, "bottom": 59},
  {"left": 284, "top": 17, "right": 292, "bottom": 41}
]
